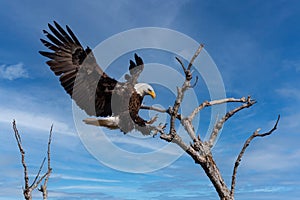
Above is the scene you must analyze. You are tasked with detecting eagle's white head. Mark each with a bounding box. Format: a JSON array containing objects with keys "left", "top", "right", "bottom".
[{"left": 134, "top": 83, "right": 156, "bottom": 98}]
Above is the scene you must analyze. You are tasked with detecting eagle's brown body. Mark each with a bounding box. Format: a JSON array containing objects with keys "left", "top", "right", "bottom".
[{"left": 39, "top": 22, "right": 155, "bottom": 135}]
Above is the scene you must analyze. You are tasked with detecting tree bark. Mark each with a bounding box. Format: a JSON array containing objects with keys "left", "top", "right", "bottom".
[{"left": 199, "top": 154, "right": 233, "bottom": 200}]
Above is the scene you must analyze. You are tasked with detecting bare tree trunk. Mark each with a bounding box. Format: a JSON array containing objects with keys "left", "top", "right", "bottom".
[{"left": 200, "top": 154, "right": 232, "bottom": 200}]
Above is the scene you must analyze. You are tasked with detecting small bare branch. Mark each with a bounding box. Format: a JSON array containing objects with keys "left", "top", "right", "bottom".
[
  {"left": 189, "top": 97, "right": 249, "bottom": 121},
  {"left": 140, "top": 105, "right": 168, "bottom": 113},
  {"left": 190, "top": 75, "right": 199, "bottom": 88},
  {"left": 31, "top": 125, "right": 53, "bottom": 196},
  {"left": 187, "top": 43, "right": 204, "bottom": 71},
  {"left": 230, "top": 115, "right": 280, "bottom": 197},
  {"left": 140, "top": 105, "right": 182, "bottom": 120},
  {"left": 181, "top": 118, "right": 198, "bottom": 142},
  {"left": 30, "top": 157, "right": 46, "bottom": 189},
  {"left": 175, "top": 56, "right": 186, "bottom": 72},
  {"left": 169, "top": 82, "right": 190, "bottom": 134},
  {"left": 12, "top": 120, "right": 30, "bottom": 195},
  {"left": 39, "top": 124, "right": 53, "bottom": 199},
  {"left": 31, "top": 168, "right": 49, "bottom": 192}
]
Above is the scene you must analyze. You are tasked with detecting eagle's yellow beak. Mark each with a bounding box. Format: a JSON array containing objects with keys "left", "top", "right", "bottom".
[{"left": 149, "top": 90, "right": 156, "bottom": 99}]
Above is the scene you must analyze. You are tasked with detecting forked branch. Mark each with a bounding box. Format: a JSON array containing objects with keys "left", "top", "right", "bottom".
[
  {"left": 12, "top": 120, "right": 53, "bottom": 200},
  {"left": 207, "top": 97, "right": 256, "bottom": 147},
  {"left": 168, "top": 44, "right": 204, "bottom": 135}
]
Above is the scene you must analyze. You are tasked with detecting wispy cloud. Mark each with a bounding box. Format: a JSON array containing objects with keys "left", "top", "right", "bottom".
[
  {"left": 276, "top": 87, "right": 300, "bottom": 101},
  {"left": 282, "top": 59, "right": 300, "bottom": 72},
  {"left": 56, "top": 185, "right": 133, "bottom": 191},
  {"left": 0, "top": 62, "right": 28, "bottom": 80},
  {"left": 52, "top": 174, "right": 120, "bottom": 183},
  {"left": 0, "top": 107, "right": 75, "bottom": 136},
  {"left": 47, "top": 191, "right": 128, "bottom": 200},
  {"left": 280, "top": 112, "right": 300, "bottom": 131},
  {"left": 242, "top": 145, "right": 300, "bottom": 171}
]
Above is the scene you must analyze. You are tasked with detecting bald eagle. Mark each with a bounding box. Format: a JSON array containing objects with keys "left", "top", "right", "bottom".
[{"left": 39, "top": 22, "right": 156, "bottom": 135}]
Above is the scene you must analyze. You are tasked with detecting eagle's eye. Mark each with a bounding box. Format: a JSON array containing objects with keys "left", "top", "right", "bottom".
[{"left": 148, "top": 88, "right": 152, "bottom": 92}]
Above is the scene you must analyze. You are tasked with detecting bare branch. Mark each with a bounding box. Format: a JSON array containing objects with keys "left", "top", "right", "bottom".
[
  {"left": 140, "top": 105, "right": 168, "bottom": 113},
  {"left": 140, "top": 105, "right": 182, "bottom": 120},
  {"left": 160, "top": 131, "right": 206, "bottom": 163},
  {"left": 39, "top": 124, "right": 53, "bottom": 199},
  {"left": 190, "top": 75, "right": 199, "bottom": 88},
  {"left": 230, "top": 115, "right": 280, "bottom": 197},
  {"left": 31, "top": 171, "right": 49, "bottom": 192},
  {"left": 207, "top": 98, "right": 256, "bottom": 148},
  {"left": 187, "top": 43, "right": 204, "bottom": 71},
  {"left": 189, "top": 97, "right": 250, "bottom": 121},
  {"left": 160, "top": 132, "right": 188, "bottom": 150},
  {"left": 30, "top": 157, "right": 46, "bottom": 189},
  {"left": 175, "top": 56, "right": 186, "bottom": 72},
  {"left": 181, "top": 118, "right": 198, "bottom": 142},
  {"left": 169, "top": 83, "right": 190, "bottom": 134},
  {"left": 12, "top": 120, "right": 30, "bottom": 196},
  {"left": 168, "top": 44, "right": 205, "bottom": 134}
]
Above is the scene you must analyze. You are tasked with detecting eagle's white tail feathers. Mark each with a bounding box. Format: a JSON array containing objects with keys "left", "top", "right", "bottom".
[{"left": 83, "top": 117, "right": 120, "bottom": 129}]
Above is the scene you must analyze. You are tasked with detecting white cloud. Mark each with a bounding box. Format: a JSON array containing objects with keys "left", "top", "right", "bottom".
[
  {"left": 0, "top": 63, "right": 28, "bottom": 80},
  {"left": 0, "top": 107, "right": 75, "bottom": 136}
]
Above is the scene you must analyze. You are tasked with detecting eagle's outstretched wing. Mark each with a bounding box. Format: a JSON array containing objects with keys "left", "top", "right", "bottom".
[
  {"left": 39, "top": 21, "right": 119, "bottom": 117},
  {"left": 40, "top": 22, "right": 154, "bottom": 135}
]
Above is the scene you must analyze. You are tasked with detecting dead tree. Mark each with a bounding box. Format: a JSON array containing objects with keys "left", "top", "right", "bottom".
[
  {"left": 141, "top": 44, "right": 280, "bottom": 200},
  {"left": 12, "top": 120, "right": 53, "bottom": 200}
]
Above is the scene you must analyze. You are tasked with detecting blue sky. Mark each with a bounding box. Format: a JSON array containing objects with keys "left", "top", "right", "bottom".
[{"left": 1, "top": 0, "right": 300, "bottom": 199}]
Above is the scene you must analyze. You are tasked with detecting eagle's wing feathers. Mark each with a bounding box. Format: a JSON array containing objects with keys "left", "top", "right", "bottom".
[
  {"left": 40, "top": 22, "right": 154, "bottom": 135},
  {"left": 40, "top": 21, "right": 117, "bottom": 117}
]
